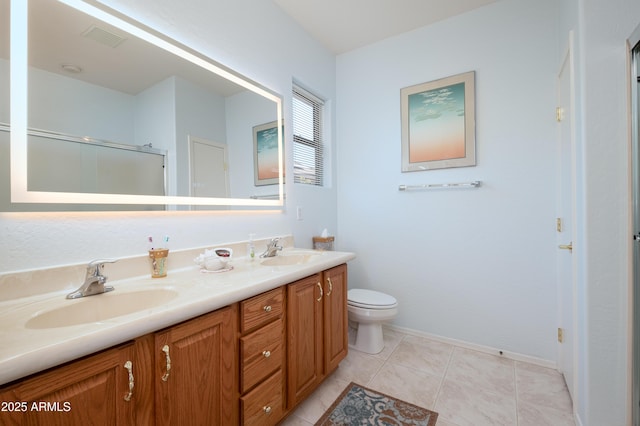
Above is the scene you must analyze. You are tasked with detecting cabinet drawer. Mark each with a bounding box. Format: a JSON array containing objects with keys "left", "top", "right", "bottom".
[
  {"left": 241, "top": 318, "right": 283, "bottom": 392},
  {"left": 240, "top": 287, "right": 283, "bottom": 332},
  {"left": 241, "top": 370, "right": 284, "bottom": 426}
]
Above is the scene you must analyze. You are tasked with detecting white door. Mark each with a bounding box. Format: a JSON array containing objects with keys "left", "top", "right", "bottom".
[
  {"left": 556, "top": 35, "right": 577, "bottom": 402},
  {"left": 189, "top": 136, "right": 229, "bottom": 199}
]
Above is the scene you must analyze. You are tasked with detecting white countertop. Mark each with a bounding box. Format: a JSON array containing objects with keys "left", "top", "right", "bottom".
[{"left": 0, "top": 247, "right": 355, "bottom": 386}]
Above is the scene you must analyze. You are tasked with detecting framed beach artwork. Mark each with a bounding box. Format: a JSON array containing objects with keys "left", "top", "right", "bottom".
[
  {"left": 253, "top": 120, "right": 283, "bottom": 186},
  {"left": 400, "top": 71, "right": 476, "bottom": 172}
]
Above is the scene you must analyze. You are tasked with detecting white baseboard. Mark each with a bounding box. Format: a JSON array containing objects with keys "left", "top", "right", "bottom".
[{"left": 384, "top": 324, "right": 557, "bottom": 370}]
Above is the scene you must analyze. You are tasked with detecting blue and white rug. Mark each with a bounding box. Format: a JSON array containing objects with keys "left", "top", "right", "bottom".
[{"left": 316, "top": 382, "right": 438, "bottom": 426}]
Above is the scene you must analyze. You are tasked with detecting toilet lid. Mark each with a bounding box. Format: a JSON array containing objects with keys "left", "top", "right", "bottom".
[{"left": 348, "top": 289, "right": 397, "bottom": 308}]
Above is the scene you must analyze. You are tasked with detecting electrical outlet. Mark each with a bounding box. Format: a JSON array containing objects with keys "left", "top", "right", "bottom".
[
  {"left": 556, "top": 218, "right": 562, "bottom": 232},
  {"left": 557, "top": 327, "right": 564, "bottom": 343},
  {"left": 296, "top": 206, "right": 303, "bottom": 221}
]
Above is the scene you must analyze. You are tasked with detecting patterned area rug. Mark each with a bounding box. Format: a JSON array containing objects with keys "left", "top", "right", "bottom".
[{"left": 315, "top": 382, "right": 438, "bottom": 425}]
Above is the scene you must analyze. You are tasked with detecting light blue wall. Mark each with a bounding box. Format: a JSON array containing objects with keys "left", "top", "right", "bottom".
[{"left": 337, "top": 0, "right": 559, "bottom": 361}]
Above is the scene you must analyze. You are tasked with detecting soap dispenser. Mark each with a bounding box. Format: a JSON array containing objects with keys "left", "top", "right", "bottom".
[{"left": 247, "top": 233, "right": 256, "bottom": 261}]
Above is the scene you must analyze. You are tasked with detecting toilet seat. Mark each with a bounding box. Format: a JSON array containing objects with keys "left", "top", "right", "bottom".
[{"left": 348, "top": 289, "right": 398, "bottom": 310}]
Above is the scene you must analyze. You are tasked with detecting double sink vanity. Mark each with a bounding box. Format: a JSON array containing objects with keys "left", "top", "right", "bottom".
[
  {"left": 0, "top": 236, "right": 355, "bottom": 425},
  {"left": 1, "top": 1, "right": 349, "bottom": 423}
]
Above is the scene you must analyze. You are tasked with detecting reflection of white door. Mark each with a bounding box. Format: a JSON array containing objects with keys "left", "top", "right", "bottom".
[
  {"left": 556, "top": 34, "right": 576, "bottom": 403},
  {"left": 189, "top": 136, "right": 229, "bottom": 198}
]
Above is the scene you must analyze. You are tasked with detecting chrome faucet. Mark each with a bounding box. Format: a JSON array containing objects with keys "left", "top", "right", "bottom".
[
  {"left": 67, "top": 259, "right": 117, "bottom": 299},
  {"left": 260, "top": 237, "right": 283, "bottom": 258}
]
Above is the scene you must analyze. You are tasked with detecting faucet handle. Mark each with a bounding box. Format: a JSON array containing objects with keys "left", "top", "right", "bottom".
[
  {"left": 269, "top": 237, "right": 282, "bottom": 247},
  {"left": 86, "top": 259, "right": 117, "bottom": 276}
]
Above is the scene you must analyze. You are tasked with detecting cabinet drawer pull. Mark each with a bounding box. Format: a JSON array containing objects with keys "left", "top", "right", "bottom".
[
  {"left": 326, "top": 277, "right": 333, "bottom": 296},
  {"left": 161, "top": 344, "right": 171, "bottom": 382},
  {"left": 263, "top": 305, "right": 272, "bottom": 312},
  {"left": 262, "top": 350, "right": 271, "bottom": 358},
  {"left": 123, "top": 360, "right": 134, "bottom": 402},
  {"left": 263, "top": 406, "right": 272, "bottom": 415},
  {"left": 316, "top": 282, "right": 323, "bottom": 302}
]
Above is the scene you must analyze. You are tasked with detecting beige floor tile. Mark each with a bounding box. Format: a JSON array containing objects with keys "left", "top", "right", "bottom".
[
  {"left": 445, "top": 347, "right": 516, "bottom": 399},
  {"left": 435, "top": 379, "right": 517, "bottom": 426},
  {"left": 331, "top": 348, "right": 384, "bottom": 385},
  {"left": 367, "top": 362, "right": 442, "bottom": 409},
  {"left": 387, "top": 334, "right": 454, "bottom": 377},
  {"left": 515, "top": 361, "right": 573, "bottom": 414},
  {"left": 287, "top": 376, "right": 350, "bottom": 424},
  {"left": 279, "top": 414, "right": 313, "bottom": 426},
  {"left": 518, "top": 400, "right": 575, "bottom": 426},
  {"left": 283, "top": 335, "right": 575, "bottom": 426},
  {"left": 435, "top": 419, "right": 462, "bottom": 426}
]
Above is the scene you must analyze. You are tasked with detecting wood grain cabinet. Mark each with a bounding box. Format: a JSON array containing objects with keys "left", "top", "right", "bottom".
[
  {"left": 287, "top": 264, "right": 348, "bottom": 409},
  {"left": 239, "top": 287, "right": 285, "bottom": 426},
  {"left": 0, "top": 343, "right": 137, "bottom": 426},
  {"left": 154, "top": 306, "right": 238, "bottom": 426},
  {"left": 0, "top": 307, "right": 237, "bottom": 426}
]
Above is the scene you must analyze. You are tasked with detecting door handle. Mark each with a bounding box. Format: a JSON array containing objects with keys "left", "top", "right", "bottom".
[{"left": 559, "top": 242, "right": 573, "bottom": 252}]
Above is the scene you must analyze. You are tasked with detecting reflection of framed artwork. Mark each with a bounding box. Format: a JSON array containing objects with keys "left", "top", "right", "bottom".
[
  {"left": 253, "top": 120, "right": 283, "bottom": 186},
  {"left": 401, "top": 71, "right": 475, "bottom": 172}
]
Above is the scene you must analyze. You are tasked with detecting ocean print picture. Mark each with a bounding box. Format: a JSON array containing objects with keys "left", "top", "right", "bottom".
[
  {"left": 253, "top": 120, "right": 283, "bottom": 186},
  {"left": 401, "top": 71, "right": 476, "bottom": 171}
]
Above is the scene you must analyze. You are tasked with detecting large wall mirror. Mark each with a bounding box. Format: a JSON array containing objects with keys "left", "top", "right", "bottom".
[{"left": 1, "top": 0, "right": 284, "bottom": 211}]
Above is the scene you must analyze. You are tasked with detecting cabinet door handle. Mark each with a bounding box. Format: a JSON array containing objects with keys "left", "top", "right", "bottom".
[
  {"left": 316, "top": 282, "right": 323, "bottom": 302},
  {"left": 263, "top": 305, "right": 272, "bottom": 312},
  {"left": 161, "top": 344, "right": 171, "bottom": 382},
  {"left": 123, "top": 360, "right": 134, "bottom": 402},
  {"left": 262, "top": 350, "right": 271, "bottom": 358},
  {"left": 263, "top": 406, "right": 272, "bottom": 415},
  {"left": 326, "top": 277, "right": 333, "bottom": 297}
]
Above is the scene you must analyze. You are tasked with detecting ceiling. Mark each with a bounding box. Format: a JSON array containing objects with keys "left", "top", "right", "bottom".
[
  {"left": 273, "top": 0, "right": 499, "bottom": 54},
  {"left": 1, "top": 0, "right": 501, "bottom": 97},
  {"left": 0, "top": 0, "right": 244, "bottom": 97}
]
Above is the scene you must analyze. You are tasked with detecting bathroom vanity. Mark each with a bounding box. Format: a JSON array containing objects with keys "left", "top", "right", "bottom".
[{"left": 0, "top": 243, "right": 354, "bottom": 425}]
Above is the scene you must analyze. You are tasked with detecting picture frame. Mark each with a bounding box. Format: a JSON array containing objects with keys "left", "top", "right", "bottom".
[
  {"left": 253, "top": 120, "right": 283, "bottom": 186},
  {"left": 400, "top": 71, "right": 476, "bottom": 172}
]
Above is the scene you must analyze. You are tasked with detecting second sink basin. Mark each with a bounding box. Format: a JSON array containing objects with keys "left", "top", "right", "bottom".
[
  {"left": 25, "top": 288, "right": 179, "bottom": 329},
  {"left": 260, "top": 251, "right": 320, "bottom": 266}
]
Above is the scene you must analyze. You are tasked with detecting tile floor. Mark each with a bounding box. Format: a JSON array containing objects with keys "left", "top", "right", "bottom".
[{"left": 281, "top": 328, "right": 575, "bottom": 426}]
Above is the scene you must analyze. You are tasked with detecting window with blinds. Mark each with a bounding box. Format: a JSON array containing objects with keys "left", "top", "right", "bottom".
[{"left": 292, "top": 85, "right": 324, "bottom": 186}]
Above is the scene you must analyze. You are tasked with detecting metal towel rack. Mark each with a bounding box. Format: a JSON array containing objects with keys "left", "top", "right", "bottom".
[
  {"left": 398, "top": 180, "right": 481, "bottom": 191},
  {"left": 250, "top": 194, "right": 284, "bottom": 200}
]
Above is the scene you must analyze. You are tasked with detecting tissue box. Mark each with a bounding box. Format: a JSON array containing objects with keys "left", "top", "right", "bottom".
[{"left": 313, "top": 236, "right": 334, "bottom": 251}]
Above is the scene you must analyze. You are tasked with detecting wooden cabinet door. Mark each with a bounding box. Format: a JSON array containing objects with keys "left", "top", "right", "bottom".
[
  {"left": 287, "top": 273, "right": 323, "bottom": 407},
  {"left": 323, "top": 264, "right": 348, "bottom": 373},
  {"left": 0, "top": 343, "right": 136, "bottom": 426},
  {"left": 154, "top": 307, "right": 237, "bottom": 426}
]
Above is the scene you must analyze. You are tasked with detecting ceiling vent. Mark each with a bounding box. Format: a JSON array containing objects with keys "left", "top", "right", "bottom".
[{"left": 81, "top": 25, "right": 127, "bottom": 48}]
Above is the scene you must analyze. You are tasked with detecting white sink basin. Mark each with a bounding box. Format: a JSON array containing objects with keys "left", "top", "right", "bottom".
[
  {"left": 260, "top": 251, "right": 320, "bottom": 266},
  {"left": 25, "top": 288, "right": 179, "bottom": 329}
]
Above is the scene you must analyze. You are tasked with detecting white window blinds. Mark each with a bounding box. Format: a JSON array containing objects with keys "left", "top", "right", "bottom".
[{"left": 293, "top": 85, "right": 324, "bottom": 186}]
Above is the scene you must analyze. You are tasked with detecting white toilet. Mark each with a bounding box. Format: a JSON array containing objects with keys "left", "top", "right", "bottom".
[{"left": 347, "top": 288, "right": 398, "bottom": 354}]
